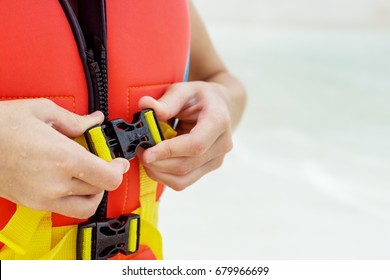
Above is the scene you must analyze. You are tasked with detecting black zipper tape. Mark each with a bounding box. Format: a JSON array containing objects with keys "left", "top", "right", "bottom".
[
  {"left": 59, "top": 0, "right": 95, "bottom": 114},
  {"left": 59, "top": 0, "right": 109, "bottom": 221},
  {"left": 78, "top": 0, "right": 109, "bottom": 120}
]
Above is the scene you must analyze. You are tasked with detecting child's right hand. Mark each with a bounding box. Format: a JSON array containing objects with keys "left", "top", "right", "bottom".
[{"left": 0, "top": 99, "right": 130, "bottom": 218}]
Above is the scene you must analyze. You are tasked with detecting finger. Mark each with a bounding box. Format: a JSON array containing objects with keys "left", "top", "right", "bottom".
[
  {"left": 144, "top": 156, "right": 225, "bottom": 191},
  {"left": 138, "top": 83, "right": 199, "bottom": 121},
  {"left": 142, "top": 133, "right": 232, "bottom": 174},
  {"left": 143, "top": 118, "right": 225, "bottom": 163},
  {"left": 54, "top": 192, "right": 105, "bottom": 219},
  {"left": 68, "top": 148, "right": 130, "bottom": 191},
  {"left": 52, "top": 110, "right": 105, "bottom": 137},
  {"left": 38, "top": 178, "right": 104, "bottom": 200},
  {"left": 68, "top": 177, "right": 105, "bottom": 196},
  {"left": 32, "top": 99, "right": 105, "bottom": 137}
]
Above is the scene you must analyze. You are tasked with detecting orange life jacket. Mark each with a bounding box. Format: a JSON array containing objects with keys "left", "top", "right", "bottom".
[{"left": 0, "top": 0, "right": 190, "bottom": 259}]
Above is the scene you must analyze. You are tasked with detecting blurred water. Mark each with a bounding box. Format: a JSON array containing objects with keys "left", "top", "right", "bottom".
[
  {"left": 193, "top": 0, "right": 390, "bottom": 27},
  {"left": 159, "top": 1, "right": 390, "bottom": 259}
]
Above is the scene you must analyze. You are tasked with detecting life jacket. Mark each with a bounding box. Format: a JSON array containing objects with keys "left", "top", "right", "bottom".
[{"left": 0, "top": 0, "right": 190, "bottom": 260}]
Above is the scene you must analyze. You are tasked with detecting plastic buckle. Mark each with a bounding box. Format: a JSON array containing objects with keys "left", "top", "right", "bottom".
[
  {"left": 100, "top": 109, "right": 163, "bottom": 160},
  {"left": 77, "top": 214, "right": 140, "bottom": 260}
]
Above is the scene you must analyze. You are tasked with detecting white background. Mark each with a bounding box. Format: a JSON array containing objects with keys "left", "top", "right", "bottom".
[
  {"left": 159, "top": 0, "right": 390, "bottom": 259},
  {"left": 3, "top": 260, "right": 390, "bottom": 280}
]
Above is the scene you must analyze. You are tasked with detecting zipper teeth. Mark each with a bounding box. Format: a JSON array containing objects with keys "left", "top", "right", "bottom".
[
  {"left": 87, "top": 53, "right": 108, "bottom": 120},
  {"left": 99, "top": 56, "right": 109, "bottom": 120},
  {"left": 59, "top": 0, "right": 96, "bottom": 113},
  {"left": 61, "top": 0, "right": 109, "bottom": 221}
]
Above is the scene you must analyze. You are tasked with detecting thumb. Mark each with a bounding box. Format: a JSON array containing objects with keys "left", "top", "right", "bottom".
[{"left": 110, "top": 157, "right": 131, "bottom": 174}]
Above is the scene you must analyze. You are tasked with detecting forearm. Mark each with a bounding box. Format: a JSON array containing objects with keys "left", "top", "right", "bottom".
[
  {"left": 188, "top": 0, "right": 246, "bottom": 131},
  {"left": 136, "top": 1, "right": 246, "bottom": 189}
]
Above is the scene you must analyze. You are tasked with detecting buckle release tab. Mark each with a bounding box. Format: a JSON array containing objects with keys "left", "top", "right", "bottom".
[{"left": 77, "top": 214, "right": 140, "bottom": 260}]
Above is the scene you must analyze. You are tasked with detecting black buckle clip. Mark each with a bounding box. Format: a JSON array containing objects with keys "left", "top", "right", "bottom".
[
  {"left": 77, "top": 214, "right": 140, "bottom": 260},
  {"left": 100, "top": 109, "right": 163, "bottom": 160}
]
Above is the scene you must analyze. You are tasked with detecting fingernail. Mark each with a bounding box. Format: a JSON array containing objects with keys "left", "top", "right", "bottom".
[
  {"left": 89, "top": 111, "right": 103, "bottom": 118},
  {"left": 123, "top": 161, "right": 130, "bottom": 173},
  {"left": 144, "top": 152, "right": 156, "bottom": 164}
]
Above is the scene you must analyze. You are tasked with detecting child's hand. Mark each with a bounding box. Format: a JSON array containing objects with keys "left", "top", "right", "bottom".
[
  {"left": 138, "top": 81, "right": 233, "bottom": 190},
  {"left": 0, "top": 99, "right": 129, "bottom": 218}
]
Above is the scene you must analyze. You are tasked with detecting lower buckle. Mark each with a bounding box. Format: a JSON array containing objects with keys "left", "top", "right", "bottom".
[{"left": 77, "top": 214, "right": 140, "bottom": 260}]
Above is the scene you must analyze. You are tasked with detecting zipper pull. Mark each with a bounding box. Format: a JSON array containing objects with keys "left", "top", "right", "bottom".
[{"left": 86, "top": 48, "right": 108, "bottom": 120}]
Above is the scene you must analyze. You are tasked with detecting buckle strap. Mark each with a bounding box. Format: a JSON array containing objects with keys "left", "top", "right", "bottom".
[
  {"left": 0, "top": 206, "right": 49, "bottom": 256},
  {"left": 84, "top": 109, "right": 164, "bottom": 160},
  {"left": 73, "top": 109, "right": 176, "bottom": 260},
  {"left": 77, "top": 214, "right": 140, "bottom": 260}
]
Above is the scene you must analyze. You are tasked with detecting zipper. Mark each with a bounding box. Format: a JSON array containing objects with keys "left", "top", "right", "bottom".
[
  {"left": 59, "top": 0, "right": 108, "bottom": 120},
  {"left": 87, "top": 49, "right": 109, "bottom": 120},
  {"left": 59, "top": 0, "right": 109, "bottom": 219}
]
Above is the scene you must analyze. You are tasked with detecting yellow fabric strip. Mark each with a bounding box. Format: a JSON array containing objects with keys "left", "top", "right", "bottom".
[
  {"left": 0, "top": 205, "right": 48, "bottom": 256},
  {"left": 144, "top": 110, "right": 162, "bottom": 143},
  {"left": 78, "top": 227, "right": 93, "bottom": 260},
  {"left": 0, "top": 207, "right": 162, "bottom": 260},
  {"left": 0, "top": 116, "right": 175, "bottom": 260},
  {"left": 42, "top": 225, "right": 77, "bottom": 260},
  {"left": 133, "top": 119, "right": 177, "bottom": 259},
  {"left": 19, "top": 225, "right": 76, "bottom": 260},
  {"left": 138, "top": 164, "right": 159, "bottom": 227},
  {"left": 128, "top": 218, "right": 139, "bottom": 253},
  {"left": 139, "top": 218, "right": 163, "bottom": 260},
  {"left": 86, "top": 126, "right": 113, "bottom": 161},
  {"left": 0, "top": 206, "right": 76, "bottom": 260},
  {"left": 159, "top": 121, "right": 177, "bottom": 140},
  {"left": 74, "top": 134, "right": 89, "bottom": 150}
]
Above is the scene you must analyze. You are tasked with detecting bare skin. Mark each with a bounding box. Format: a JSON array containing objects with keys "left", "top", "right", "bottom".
[
  {"left": 138, "top": 1, "right": 246, "bottom": 190},
  {"left": 0, "top": 1, "right": 246, "bottom": 217},
  {"left": 0, "top": 99, "right": 129, "bottom": 218}
]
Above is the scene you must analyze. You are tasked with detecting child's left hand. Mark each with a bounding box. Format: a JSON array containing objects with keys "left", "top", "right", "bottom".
[{"left": 138, "top": 81, "right": 233, "bottom": 190}]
